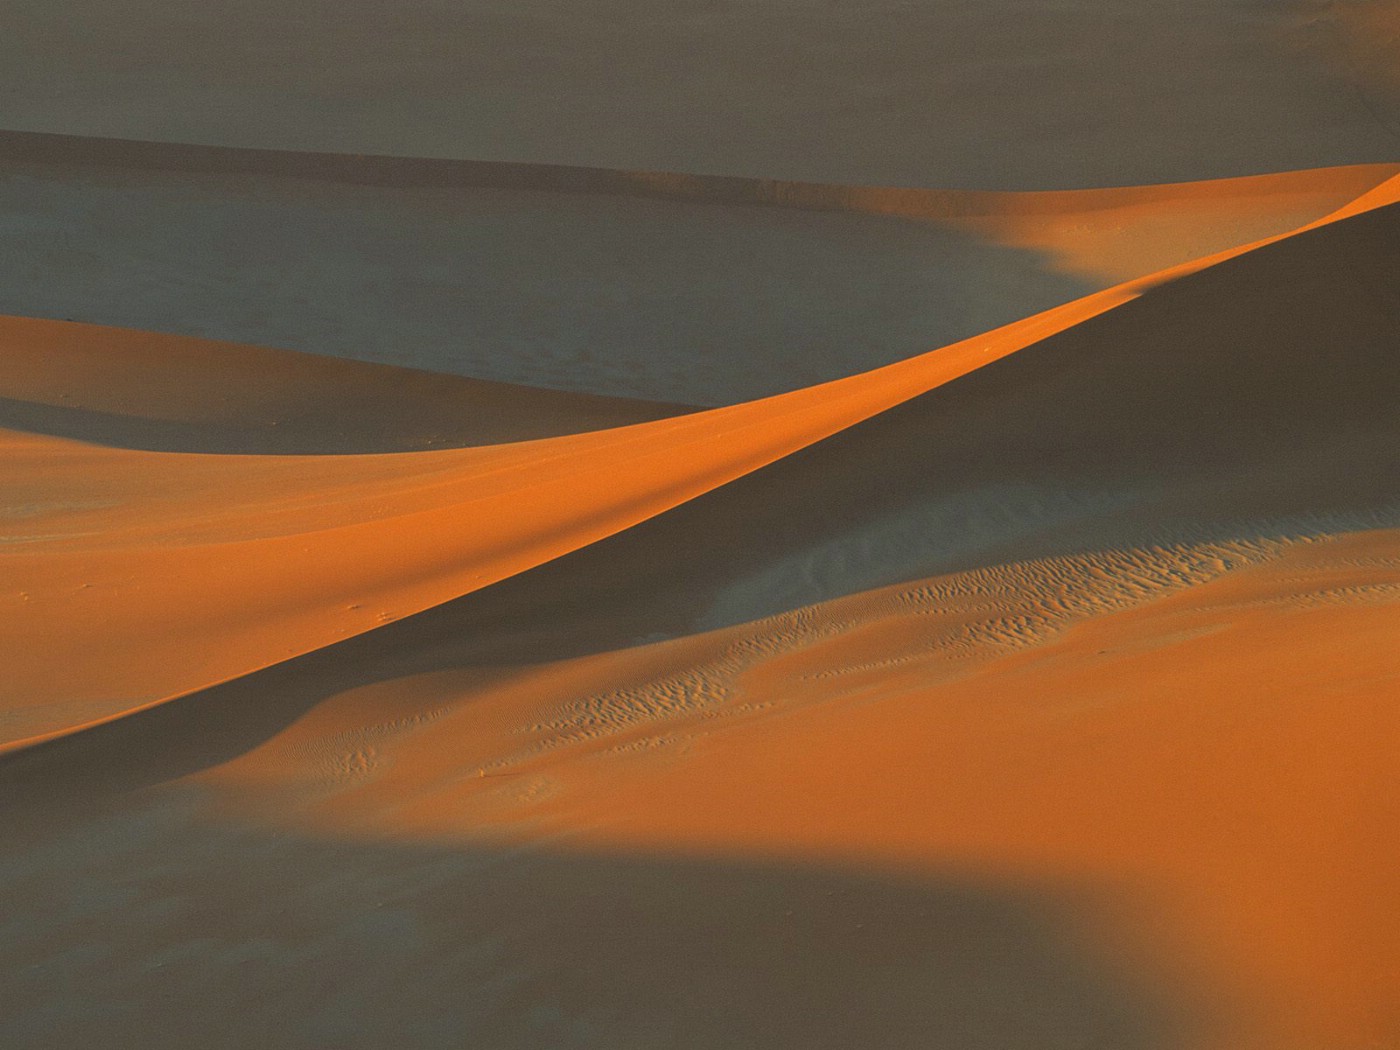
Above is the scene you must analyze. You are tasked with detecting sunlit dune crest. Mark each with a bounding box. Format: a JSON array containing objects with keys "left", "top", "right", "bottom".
[
  {"left": 1, "top": 151, "right": 1397, "bottom": 1050},
  {"left": 5, "top": 131, "right": 1394, "bottom": 404},
  {"left": 4, "top": 170, "right": 1393, "bottom": 752}
]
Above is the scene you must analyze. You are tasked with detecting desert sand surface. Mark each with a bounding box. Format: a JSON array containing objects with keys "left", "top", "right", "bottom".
[
  {"left": 3, "top": 4, "right": 1400, "bottom": 1048},
  {"left": 3, "top": 131, "right": 1394, "bottom": 401},
  {"left": 0, "top": 314, "right": 689, "bottom": 453},
  {"left": 3, "top": 0, "right": 1400, "bottom": 187},
  {"left": 1, "top": 155, "right": 1396, "bottom": 1049}
]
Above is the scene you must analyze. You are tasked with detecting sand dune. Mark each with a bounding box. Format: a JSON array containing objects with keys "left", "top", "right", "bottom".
[
  {"left": 120, "top": 529, "right": 1386, "bottom": 1050},
  {"left": 4, "top": 166, "right": 1393, "bottom": 738},
  {"left": 0, "top": 296, "right": 1120, "bottom": 750},
  {"left": 1, "top": 121, "right": 1397, "bottom": 1050},
  {"left": 4, "top": 131, "right": 1395, "bottom": 401},
  {"left": 4, "top": 173, "right": 1391, "bottom": 751},
  {"left": 6, "top": 3, "right": 1399, "bottom": 1048},
  {"left": 0, "top": 314, "right": 688, "bottom": 454},
  {"left": 3, "top": 1, "right": 1399, "bottom": 187}
]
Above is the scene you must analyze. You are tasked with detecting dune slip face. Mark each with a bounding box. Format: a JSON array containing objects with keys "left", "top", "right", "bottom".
[
  {"left": 5, "top": 163, "right": 1399, "bottom": 754},
  {"left": 0, "top": 293, "right": 1120, "bottom": 750},
  {"left": 2, "top": 167, "right": 1397, "bottom": 748},
  {"left": 1, "top": 144, "right": 1398, "bottom": 1050},
  {"left": 5, "top": 131, "right": 1394, "bottom": 404}
]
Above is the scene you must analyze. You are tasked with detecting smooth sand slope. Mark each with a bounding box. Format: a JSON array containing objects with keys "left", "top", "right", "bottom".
[
  {"left": 3, "top": 131, "right": 1395, "bottom": 401},
  {"left": 1, "top": 168, "right": 1397, "bottom": 1050},
  {"left": 5, "top": 170, "right": 1395, "bottom": 752},
  {"left": 0, "top": 315, "right": 688, "bottom": 454},
  {"left": 3, "top": 0, "right": 1399, "bottom": 187},
  {"left": 0, "top": 293, "right": 1127, "bottom": 750}
]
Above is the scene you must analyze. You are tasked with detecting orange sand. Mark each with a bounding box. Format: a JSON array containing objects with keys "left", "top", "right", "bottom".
[{"left": 2, "top": 162, "right": 1397, "bottom": 1050}]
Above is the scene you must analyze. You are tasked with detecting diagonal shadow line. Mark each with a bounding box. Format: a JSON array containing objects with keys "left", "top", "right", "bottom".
[
  {"left": 1, "top": 193, "right": 1396, "bottom": 799},
  {"left": 0, "top": 810, "right": 1197, "bottom": 1050}
]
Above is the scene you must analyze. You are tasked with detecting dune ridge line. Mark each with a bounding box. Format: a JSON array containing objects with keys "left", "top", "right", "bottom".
[
  {"left": 2, "top": 167, "right": 1397, "bottom": 757},
  {"left": 3, "top": 127, "right": 1397, "bottom": 221}
]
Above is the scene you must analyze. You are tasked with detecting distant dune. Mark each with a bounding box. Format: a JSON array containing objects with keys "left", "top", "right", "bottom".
[
  {"left": 2, "top": 0, "right": 1398, "bottom": 186},
  {"left": 3, "top": 130, "right": 1393, "bottom": 402}
]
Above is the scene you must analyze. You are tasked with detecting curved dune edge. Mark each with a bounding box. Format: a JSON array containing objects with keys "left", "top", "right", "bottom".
[
  {"left": 9, "top": 136, "right": 1397, "bottom": 411},
  {"left": 189, "top": 525, "right": 1394, "bottom": 1050},
  {"left": 3, "top": 170, "right": 1398, "bottom": 755},
  {"left": 7, "top": 127, "right": 1397, "bottom": 292},
  {"left": 5, "top": 127, "right": 1396, "bottom": 219},
  {"left": 0, "top": 313, "right": 692, "bottom": 454}
]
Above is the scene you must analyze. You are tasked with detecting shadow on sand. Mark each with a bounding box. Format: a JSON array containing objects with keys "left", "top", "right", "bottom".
[{"left": 0, "top": 787, "right": 1194, "bottom": 1050}]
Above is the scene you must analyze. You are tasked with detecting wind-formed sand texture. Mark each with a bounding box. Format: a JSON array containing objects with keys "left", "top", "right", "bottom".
[{"left": 2, "top": 4, "right": 1398, "bottom": 1046}]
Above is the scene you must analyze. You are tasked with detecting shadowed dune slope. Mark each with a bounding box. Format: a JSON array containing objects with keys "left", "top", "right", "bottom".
[
  {"left": 149, "top": 531, "right": 1391, "bottom": 1050},
  {"left": 0, "top": 811, "right": 1190, "bottom": 1050},
  {"left": 0, "top": 170, "right": 1396, "bottom": 1050},
  {"left": 3, "top": 6, "right": 1399, "bottom": 1046},
  {"left": 253, "top": 183, "right": 1400, "bottom": 658},
  {"left": 3, "top": 129, "right": 1393, "bottom": 220},
  {"left": 1, "top": 313, "right": 1096, "bottom": 748},
  {"left": 2, "top": 173, "right": 1396, "bottom": 752},
  {"left": 3, "top": 131, "right": 1395, "bottom": 401},
  {"left": 2, "top": 0, "right": 1398, "bottom": 187},
  {"left": 0, "top": 315, "right": 690, "bottom": 454}
]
